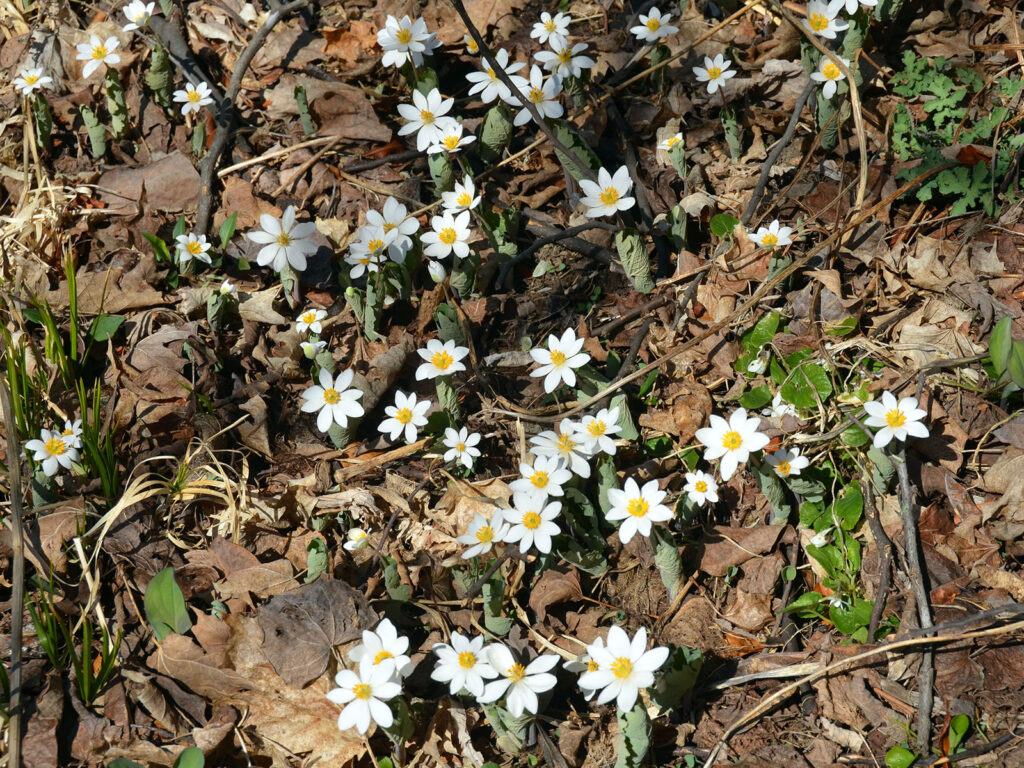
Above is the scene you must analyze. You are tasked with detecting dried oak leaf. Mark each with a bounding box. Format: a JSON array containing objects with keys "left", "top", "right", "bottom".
[
  {"left": 529, "top": 567, "right": 583, "bottom": 622},
  {"left": 257, "top": 578, "right": 376, "bottom": 688},
  {"left": 700, "top": 525, "right": 784, "bottom": 577},
  {"left": 149, "top": 633, "right": 254, "bottom": 701}
]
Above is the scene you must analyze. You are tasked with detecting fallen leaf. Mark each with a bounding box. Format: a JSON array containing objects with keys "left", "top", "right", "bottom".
[
  {"left": 97, "top": 151, "right": 200, "bottom": 215},
  {"left": 700, "top": 525, "right": 784, "bottom": 577},
  {"left": 150, "top": 633, "right": 254, "bottom": 701},
  {"left": 529, "top": 567, "right": 583, "bottom": 622}
]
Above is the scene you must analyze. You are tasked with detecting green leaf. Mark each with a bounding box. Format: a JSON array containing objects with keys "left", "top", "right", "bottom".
[
  {"left": 610, "top": 394, "right": 638, "bottom": 441},
  {"left": 614, "top": 228, "right": 655, "bottom": 293},
  {"left": 434, "top": 302, "right": 465, "bottom": 344},
  {"left": 885, "top": 745, "right": 917, "bottom": 768},
  {"left": 841, "top": 423, "right": 871, "bottom": 447},
  {"left": 614, "top": 702, "right": 652, "bottom": 768},
  {"left": 753, "top": 460, "right": 792, "bottom": 525},
  {"left": 784, "top": 590, "right": 823, "bottom": 615},
  {"left": 742, "top": 312, "right": 780, "bottom": 353},
  {"left": 799, "top": 500, "right": 824, "bottom": 529},
  {"left": 832, "top": 483, "right": 863, "bottom": 530},
  {"left": 294, "top": 85, "right": 316, "bottom": 136},
  {"left": 1008, "top": 340, "right": 1024, "bottom": 389},
  {"left": 105, "top": 68, "right": 129, "bottom": 140},
  {"left": 381, "top": 555, "right": 411, "bottom": 602},
  {"left": 88, "top": 314, "right": 125, "bottom": 342},
  {"left": 550, "top": 120, "right": 601, "bottom": 182},
  {"left": 781, "top": 362, "right": 833, "bottom": 409},
  {"left": 428, "top": 151, "right": 453, "bottom": 192},
  {"left": 33, "top": 95, "right": 53, "bottom": 149},
  {"left": 710, "top": 213, "right": 739, "bottom": 239},
  {"left": 739, "top": 385, "right": 773, "bottom": 410},
  {"left": 482, "top": 568, "right": 512, "bottom": 636},
  {"left": 654, "top": 536, "right": 683, "bottom": 598},
  {"left": 173, "top": 746, "right": 205, "bottom": 768},
  {"left": 80, "top": 105, "right": 107, "bottom": 159},
  {"left": 144, "top": 567, "right": 192, "bottom": 641},
  {"left": 218, "top": 212, "right": 238, "bottom": 249},
  {"left": 948, "top": 713, "right": 970, "bottom": 752},
  {"left": 191, "top": 120, "right": 206, "bottom": 158},
  {"left": 825, "top": 316, "right": 858, "bottom": 337},
  {"left": 144, "top": 233, "right": 171, "bottom": 264},
  {"left": 479, "top": 104, "right": 514, "bottom": 164},
  {"left": 146, "top": 40, "right": 174, "bottom": 107},
  {"left": 596, "top": 454, "right": 618, "bottom": 515},
  {"left": 305, "top": 538, "right": 328, "bottom": 583},
  {"left": 173, "top": 215, "right": 188, "bottom": 240}
]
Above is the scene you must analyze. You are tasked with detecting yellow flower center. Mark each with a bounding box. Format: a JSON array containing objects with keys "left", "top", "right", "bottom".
[
  {"left": 587, "top": 420, "right": 605, "bottom": 436},
  {"left": 822, "top": 62, "right": 840, "bottom": 79},
  {"left": 761, "top": 233, "right": 778, "bottom": 247},
  {"left": 475, "top": 525, "right": 494, "bottom": 543},
  {"left": 707, "top": 65, "right": 722, "bottom": 79},
  {"left": 529, "top": 86, "right": 545, "bottom": 103},
  {"left": 276, "top": 232, "right": 291, "bottom": 247},
  {"left": 467, "top": 38, "right": 479, "bottom": 53},
  {"left": 374, "top": 650, "right": 394, "bottom": 665},
  {"left": 45, "top": 437, "right": 66, "bottom": 455},
  {"left": 544, "top": 19, "right": 557, "bottom": 31},
  {"left": 646, "top": 18, "right": 661, "bottom": 30},
  {"left": 695, "top": 480, "right": 707, "bottom": 493},
  {"left": 530, "top": 471, "right": 548, "bottom": 488},
  {"left": 323, "top": 388, "right": 340, "bottom": 405},
  {"left": 396, "top": 407, "right": 413, "bottom": 424},
  {"left": 549, "top": 350, "right": 567, "bottom": 366},
  {"left": 352, "top": 683, "right": 373, "bottom": 700},
  {"left": 456, "top": 442, "right": 467, "bottom": 452},
  {"left": 458, "top": 651, "right": 476, "bottom": 668},
  {"left": 557, "top": 48, "right": 572, "bottom": 64},
  {"left": 777, "top": 461, "right": 791, "bottom": 475},
  {"left": 439, "top": 227, "right": 457, "bottom": 245},
  {"left": 626, "top": 498, "right": 649, "bottom": 517},
  {"left": 382, "top": 222, "right": 396, "bottom": 233},
  {"left": 557, "top": 433, "right": 575, "bottom": 453},
  {"left": 587, "top": 659, "right": 599, "bottom": 672},
  {"left": 187, "top": 89, "right": 202, "bottom": 103},
  {"left": 809, "top": 13, "right": 828, "bottom": 30},
  {"left": 506, "top": 663, "right": 526, "bottom": 682},
  {"left": 486, "top": 67, "right": 497, "bottom": 80},
  {"left": 665, "top": 136, "right": 681, "bottom": 149},
  {"left": 301, "top": 312, "right": 315, "bottom": 323},
  {"left": 62, "top": 428, "right": 74, "bottom": 437},
  {"left": 25, "top": 74, "right": 38, "bottom": 85},
  {"left": 522, "top": 511, "right": 542, "bottom": 530},
  {"left": 721, "top": 430, "right": 743, "bottom": 450},
  {"left": 419, "top": 109, "right": 434, "bottom": 124},
  {"left": 431, "top": 350, "right": 454, "bottom": 370},
  {"left": 610, "top": 657, "right": 632, "bottom": 679},
  {"left": 91, "top": 45, "right": 108, "bottom": 60},
  {"left": 886, "top": 409, "right": 906, "bottom": 428},
  {"left": 443, "top": 135, "right": 460, "bottom": 149},
  {"left": 396, "top": 28, "right": 412, "bottom": 44},
  {"left": 456, "top": 192, "right": 472, "bottom": 207},
  {"left": 186, "top": 241, "right": 203, "bottom": 255},
  {"left": 367, "top": 238, "right": 384, "bottom": 253},
  {"left": 599, "top": 187, "right": 619, "bottom": 205}
]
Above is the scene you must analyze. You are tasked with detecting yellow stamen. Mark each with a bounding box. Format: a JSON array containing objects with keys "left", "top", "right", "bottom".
[
  {"left": 396, "top": 28, "right": 412, "bottom": 44},
  {"left": 419, "top": 109, "right": 434, "bottom": 124},
  {"left": 721, "top": 431, "right": 742, "bottom": 450},
  {"left": 549, "top": 350, "right": 567, "bottom": 366},
  {"left": 695, "top": 480, "right": 708, "bottom": 493},
  {"left": 506, "top": 663, "right": 526, "bottom": 682},
  {"left": 439, "top": 227, "right": 457, "bottom": 245},
  {"left": 431, "top": 350, "right": 454, "bottom": 370},
  {"left": 475, "top": 525, "right": 494, "bottom": 543},
  {"left": 323, "top": 388, "right": 340, "bottom": 405},
  {"left": 761, "top": 233, "right": 778, "bottom": 247},
  {"left": 45, "top": 437, "right": 66, "bottom": 455},
  {"left": 352, "top": 683, "right": 373, "bottom": 699},
  {"left": 91, "top": 45, "right": 108, "bottom": 60},
  {"left": 458, "top": 651, "right": 476, "bottom": 668},
  {"left": 530, "top": 471, "right": 548, "bottom": 488},
  {"left": 374, "top": 650, "right": 394, "bottom": 665},
  {"left": 276, "top": 232, "right": 291, "bottom": 246},
  {"left": 886, "top": 409, "right": 906, "bottom": 428},
  {"left": 808, "top": 13, "right": 828, "bottom": 31},
  {"left": 822, "top": 62, "right": 840, "bottom": 79},
  {"left": 456, "top": 192, "right": 472, "bottom": 207},
  {"left": 396, "top": 407, "right": 413, "bottom": 424},
  {"left": 610, "top": 657, "right": 632, "bottom": 679},
  {"left": 599, "top": 187, "right": 619, "bottom": 205},
  {"left": 777, "top": 461, "right": 791, "bottom": 475},
  {"left": 522, "top": 512, "right": 542, "bottom": 530},
  {"left": 646, "top": 18, "right": 660, "bottom": 30},
  {"left": 706, "top": 65, "right": 722, "bottom": 79}
]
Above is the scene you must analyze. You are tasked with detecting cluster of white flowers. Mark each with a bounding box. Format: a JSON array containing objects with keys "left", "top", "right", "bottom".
[
  {"left": 327, "top": 618, "right": 410, "bottom": 733},
  {"left": 345, "top": 196, "right": 420, "bottom": 278},
  {"left": 25, "top": 419, "right": 82, "bottom": 477}
]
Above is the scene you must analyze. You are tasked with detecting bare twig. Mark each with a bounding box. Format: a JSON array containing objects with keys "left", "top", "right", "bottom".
[
  {"left": 862, "top": 471, "right": 893, "bottom": 639},
  {"left": 195, "top": 0, "right": 313, "bottom": 236},
  {"left": 497, "top": 220, "right": 618, "bottom": 287},
  {"left": 895, "top": 445, "right": 934, "bottom": 753},
  {"left": 0, "top": 374, "right": 25, "bottom": 767},
  {"left": 741, "top": 78, "right": 815, "bottom": 226}
]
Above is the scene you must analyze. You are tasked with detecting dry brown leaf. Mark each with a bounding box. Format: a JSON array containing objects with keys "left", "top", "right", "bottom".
[
  {"left": 700, "top": 525, "right": 784, "bottom": 577},
  {"left": 97, "top": 151, "right": 200, "bottom": 215},
  {"left": 529, "top": 567, "right": 583, "bottom": 622},
  {"left": 149, "top": 633, "right": 254, "bottom": 701}
]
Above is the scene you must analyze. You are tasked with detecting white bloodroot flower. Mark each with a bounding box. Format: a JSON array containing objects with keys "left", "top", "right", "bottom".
[
  {"left": 326, "top": 660, "right": 402, "bottom": 734},
  {"left": 14, "top": 68, "right": 53, "bottom": 95},
  {"left": 122, "top": 0, "right": 155, "bottom": 30},
  {"left": 441, "top": 175, "right": 481, "bottom": 212},
  {"left": 246, "top": 205, "right": 318, "bottom": 273},
  {"left": 295, "top": 308, "right": 327, "bottom": 335},
  {"left": 684, "top": 470, "right": 719, "bottom": 507},
  {"left": 345, "top": 226, "right": 392, "bottom": 279},
  {"left": 377, "top": 15, "right": 438, "bottom": 69},
  {"left": 416, "top": 339, "right": 469, "bottom": 380},
  {"left": 579, "top": 166, "right": 636, "bottom": 219},
  {"left": 842, "top": 0, "right": 878, "bottom": 11},
  {"left": 343, "top": 527, "right": 369, "bottom": 551},
  {"left": 365, "top": 197, "right": 418, "bottom": 263},
  {"left": 350, "top": 618, "right": 414, "bottom": 679},
  {"left": 421, "top": 209, "right": 473, "bottom": 260},
  {"left": 658, "top": 133, "right": 684, "bottom": 152},
  {"left": 630, "top": 7, "right": 679, "bottom": 42},
  {"left": 60, "top": 419, "right": 83, "bottom": 450},
  {"left": 568, "top": 635, "right": 603, "bottom": 701},
  {"left": 764, "top": 391, "right": 797, "bottom": 419},
  {"left": 811, "top": 55, "right": 850, "bottom": 99},
  {"left": 535, "top": 41, "right": 596, "bottom": 80},
  {"left": 512, "top": 65, "right": 563, "bottom": 127},
  {"left": 458, "top": 509, "right": 510, "bottom": 559},
  {"left": 479, "top": 645, "right": 559, "bottom": 716},
  {"left": 863, "top": 391, "right": 929, "bottom": 448},
  {"left": 531, "top": 11, "right": 571, "bottom": 47},
  {"left": 531, "top": 418, "right": 592, "bottom": 477},
  {"left": 427, "top": 259, "right": 447, "bottom": 283},
  {"left": 577, "top": 626, "right": 669, "bottom": 711},
  {"left": 77, "top": 35, "right": 120, "bottom": 79},
  {"left": 503, "top": 492, "right": 561, "bottom": 554},
  {"left": 576, "top": 407, "right": 621, "bottom": 456},
  {"left": 693, "top": 54, "right": 736, "bottom": 95},
  {"left": 803, "top": 0, "right": 849, "bottom": 38},
  {"left": 606, "top": 478, "right": 673, "bottom": 544},
  {"left": 300, "top": 368, "right": 365, "bottom": 433},
  {"left": 173, "top": 81, "right": 213, "bottom": 116},
  {"left": 466, "top": 48, "right": 526, "bottom": 104},
  {"left": 427, "top": 120, "right": 477, "bottom": 154},
  {"left": 463, "top": 33, "right": 480, "bottom": 54},
  {"left": 378, "top": 391, "right": 430, "bottom": 444},
  {"left": 26, "top": 429, "right": 80, "bottom": 477},
  {"left": 219, "top": 279, "right": 237, "bottom": 297},
  {"left": 431, "top": 632, "right": 497, "bottom": 697},
  {"left": 443, "top": 427, "right": 482, "bottom": 469},
  {"left": 397, "top": 87, "right": 454, "bottom": 152},
  {"left": 694, "top": 407, "right": 771, "bottom": 481},
  {"left": 751, "top": 219, "right": 793, "bottom": 249},
  {"left": 766, "top": 447, "right": 810, "bottom": 478},
  {"left": 300, "top": 340, "right": 326, "bottom": 360},
  {"left": 509, "top": 456, "right": 572, "bottom": 499},
  {"left": 530, "top": 328, "right": 591, "bottom": 393},
  {"left": 175, "top": 233, "right": 212, "bottom": 265}
]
